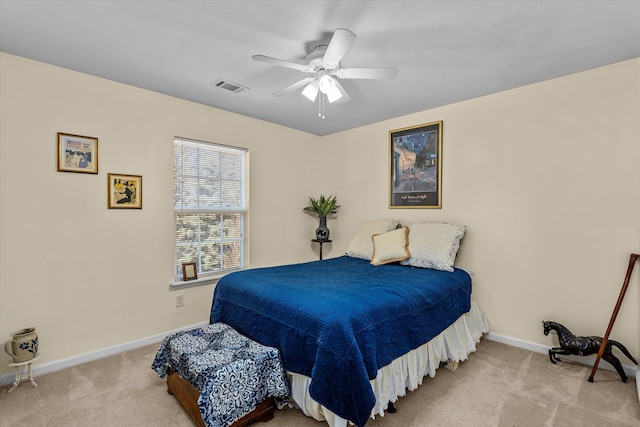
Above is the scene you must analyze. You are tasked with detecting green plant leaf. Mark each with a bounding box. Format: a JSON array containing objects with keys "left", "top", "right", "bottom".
[{"left": 303, "top": 194, "right": 340, "bottom": 217}]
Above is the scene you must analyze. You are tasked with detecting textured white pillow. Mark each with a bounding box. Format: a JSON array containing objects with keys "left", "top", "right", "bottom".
[
  {"left": 401, "top": 222, "right": 466, "bottom": 271},
  {"left": 371, "top": 227, "right": 411, "bottom": 266},
  {"left": 345, "top": 219, "right": 400, "bottom": 260}
]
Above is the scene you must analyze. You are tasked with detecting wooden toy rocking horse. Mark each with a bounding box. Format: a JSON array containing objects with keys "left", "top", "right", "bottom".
[{"left": 542, "top": 320, "right": 638, "bottom": 383}]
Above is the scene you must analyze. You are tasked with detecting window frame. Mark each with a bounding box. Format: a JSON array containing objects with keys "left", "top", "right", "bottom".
[{"left": 171, "top": 137, "right": 248, "bottom": 289}]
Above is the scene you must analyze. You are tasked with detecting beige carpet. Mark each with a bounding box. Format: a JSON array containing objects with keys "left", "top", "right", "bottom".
[{"left": 1, "top": 339, "right": 638, "bottom": 426}]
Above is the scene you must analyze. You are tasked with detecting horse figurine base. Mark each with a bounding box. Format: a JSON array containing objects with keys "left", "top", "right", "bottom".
[{"left": 542, "top": 320, "right": 638, "bottom": 383}]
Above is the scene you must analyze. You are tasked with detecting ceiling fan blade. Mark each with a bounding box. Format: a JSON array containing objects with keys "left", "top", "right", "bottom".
[
  {"left": 336, "top": 67, "right": 398, "bottom": 80},
  {"left": 333, "top": 80, "right": 351, "bottom": 104},
  {"left": 252, "top": 54, "right": 310, "bottom": 72},
  {"left": 272, "top": 77, "right": 315, "bottom": 97},
  {"left": 322, "top": 28, "right": 356, "bottom": 67}
]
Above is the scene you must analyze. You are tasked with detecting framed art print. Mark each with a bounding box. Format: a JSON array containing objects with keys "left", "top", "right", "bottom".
[
  {"left": 182, "top": 262, "right": 197, "bottom": 281},
  {"left": 57, "top": 132, "right": 98, "bottom": 174},
  {"left": 108, "top": 173, "right": 142, "bottom": 209},
  {"left": 389, "top": 121, "right": 442, "bottom": 208}
]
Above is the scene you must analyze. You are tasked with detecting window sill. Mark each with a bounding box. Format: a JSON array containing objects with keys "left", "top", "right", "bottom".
[
  {"left": 170, "top": 268, "right": 245, "bottom": 290},
  {"left": 170, "top": 275, "right": 221, "bottom": 290}
]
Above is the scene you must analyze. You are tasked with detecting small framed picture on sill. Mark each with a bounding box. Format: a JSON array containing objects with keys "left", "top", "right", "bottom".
[{"left": 182, "top": 262, "right": 197, "bottom": 281}]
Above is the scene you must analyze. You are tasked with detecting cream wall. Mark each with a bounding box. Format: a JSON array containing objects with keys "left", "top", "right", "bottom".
[
  {"left": 1, "top": 53, "right": 639, "bottom": 378},
  {"left": 0, "top": 53, "right": 322, "bottom": 376},
  {"left": 323, "top": 58, "right": 640, "bottom": 354}
]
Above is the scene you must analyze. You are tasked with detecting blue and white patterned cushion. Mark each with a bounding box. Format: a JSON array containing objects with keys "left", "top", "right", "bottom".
[
  {"left": 152, "top": 323, "right": 290, "bottom": 427},
  {"left": 400, "top": 222, "right": 466, "bottom": 272}
]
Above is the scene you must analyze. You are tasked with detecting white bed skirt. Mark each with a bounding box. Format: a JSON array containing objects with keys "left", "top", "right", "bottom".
[{"left": 285, "top": 300, "right": 490, "bottom": 427}]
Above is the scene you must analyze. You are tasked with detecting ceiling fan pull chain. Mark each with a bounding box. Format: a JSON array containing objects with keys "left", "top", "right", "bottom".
[{"left": 319, "top": 94, "right": 325, "bottom": 119}]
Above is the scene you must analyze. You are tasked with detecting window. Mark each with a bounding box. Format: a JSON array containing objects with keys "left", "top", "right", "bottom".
[{"left": 173, "top": 137, "right": 247, "bottom": 282}]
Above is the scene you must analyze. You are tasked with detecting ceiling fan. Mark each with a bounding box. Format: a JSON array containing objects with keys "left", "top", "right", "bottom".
[{"left": 252, "top": 29, "right": 398, "bottom": 117}]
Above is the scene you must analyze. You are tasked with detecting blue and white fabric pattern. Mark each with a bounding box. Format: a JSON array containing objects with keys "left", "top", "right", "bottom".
[{"left": 152, "top": 323, "right": 290, "bottom": 427}]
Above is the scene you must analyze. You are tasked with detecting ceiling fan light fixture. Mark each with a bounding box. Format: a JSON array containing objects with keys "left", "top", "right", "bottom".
[
  {"left": 254, "top": 28, "right": 398, "bottom": 116},
  {"left": 316, "top": 70, "right": 342, "bottom": 103},
  {"left": 325, "top": 85, "right": 343, "bottom": 103},
  {"left": 317, "top": 71, "right": 334, "bottom": 94},
  {"left": 301, "top": 80, "right": 319, "bottom": 102}
]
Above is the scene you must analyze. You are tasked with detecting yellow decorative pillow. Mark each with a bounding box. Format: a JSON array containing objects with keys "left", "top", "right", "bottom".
[
  {"left": 370, "top": 227, "right": 410, "bottom": 266},
  {"left": 346, "top": 219, "right": 400, "bottom": 260}
]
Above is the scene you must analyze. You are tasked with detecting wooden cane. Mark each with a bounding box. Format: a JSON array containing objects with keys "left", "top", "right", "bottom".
[{"left": 588, "top": 253, "right": 639, "bottom": 382}]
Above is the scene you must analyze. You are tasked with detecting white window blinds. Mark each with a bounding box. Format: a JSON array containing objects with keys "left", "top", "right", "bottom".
[{"left": 173, "top": 137, "right": 247, "bottom": 279}]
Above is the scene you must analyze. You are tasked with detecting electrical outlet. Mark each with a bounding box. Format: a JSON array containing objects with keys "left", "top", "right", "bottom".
[{"left": 175, "top": 295, "right": 184, "bottom": 307}]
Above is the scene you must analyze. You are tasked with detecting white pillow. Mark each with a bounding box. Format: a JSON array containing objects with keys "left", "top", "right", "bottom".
[
  {"left": 371, "top": 227, "right": 411, "bottom": 266},
  {"left": 401, "top": 222, "right": 466, "bottom": 271},
  {"left": 346, "top": 219, "right": 400, "bottom": 260}
]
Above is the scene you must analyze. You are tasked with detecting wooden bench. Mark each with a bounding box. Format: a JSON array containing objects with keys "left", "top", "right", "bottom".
[{"left": 152, "top": 323, "right": 289, "bottom": 427}]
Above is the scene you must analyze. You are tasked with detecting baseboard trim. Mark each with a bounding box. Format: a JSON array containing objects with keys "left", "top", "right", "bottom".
[
  {"left": 0, "top": 321, "right": 208, "bottom": 387},
  {"left": 485, "top": 331, "right": 638, "bottom": 378},
  {"left": 2, "top": 326, "right": 636, "bottom": 389}
]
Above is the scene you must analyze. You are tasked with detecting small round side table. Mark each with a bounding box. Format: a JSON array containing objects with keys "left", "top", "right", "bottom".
[
  {"left": 311, "top": 239, "right": 332, "bottom": 260},
  {"left": 7, "top": 353, "right": 41, "bottom": 393}
]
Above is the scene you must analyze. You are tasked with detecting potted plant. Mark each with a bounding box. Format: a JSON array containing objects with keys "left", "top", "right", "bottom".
[{"left": 303, "top": 194, "right": 340, "bottom": 241}]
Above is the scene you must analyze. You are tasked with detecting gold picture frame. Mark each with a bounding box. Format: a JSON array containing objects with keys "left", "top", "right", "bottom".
[
  {"left": 182, "top": 262, "right": 198, "bottom": 281},
  {"left": 108, "top": 173, "right": 142, "bottom": 209},
  {"left": 389, "top": 121, "right": 443, "bottom": 208},
  {"left": 57, "top": 132, "right": 98, "bottom": 174}
]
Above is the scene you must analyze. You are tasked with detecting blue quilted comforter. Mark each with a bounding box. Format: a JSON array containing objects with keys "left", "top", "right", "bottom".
[{"left": 210, "top": 256, "right": 472, "bottom": 427}]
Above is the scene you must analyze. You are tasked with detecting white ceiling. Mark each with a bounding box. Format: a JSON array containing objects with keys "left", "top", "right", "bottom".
[{"left": 1, "top": 0, "right": 639, "bottom": 136}]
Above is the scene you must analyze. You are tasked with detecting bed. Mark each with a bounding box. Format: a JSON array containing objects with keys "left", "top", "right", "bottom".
[
  {"left": 209, "top": 220, "right": 488, "bottom": 426},
  {"left": 167, "top": 220, "right": 489, "bottom": 427}
]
